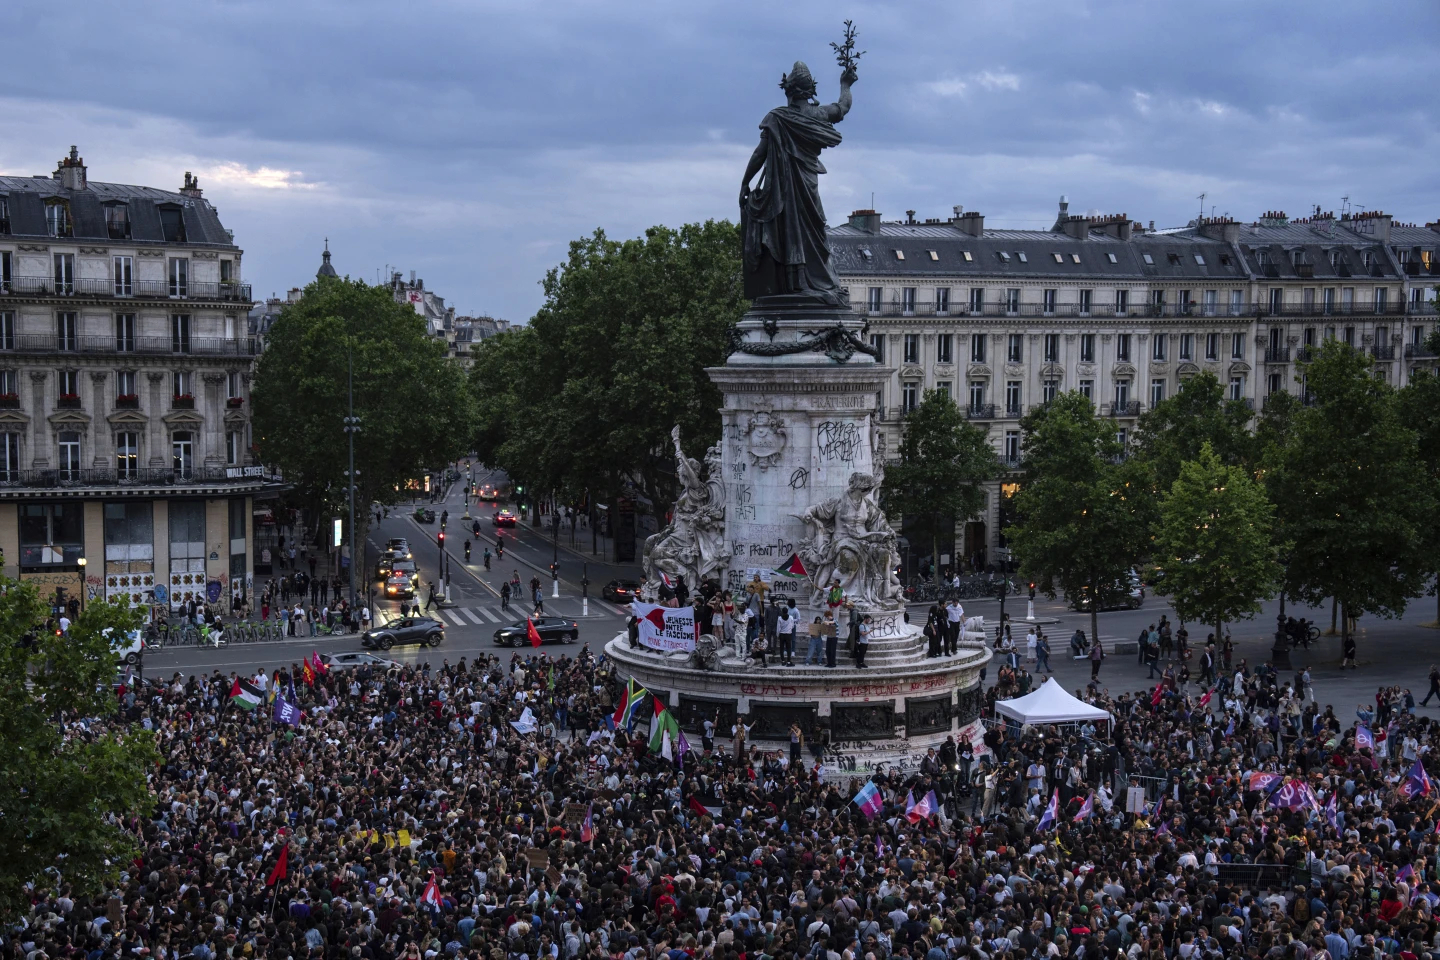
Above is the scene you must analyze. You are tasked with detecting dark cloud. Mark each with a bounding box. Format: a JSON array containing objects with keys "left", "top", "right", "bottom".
[{"left": 2, "top": 0, "right": 1435, "bottom": 320}]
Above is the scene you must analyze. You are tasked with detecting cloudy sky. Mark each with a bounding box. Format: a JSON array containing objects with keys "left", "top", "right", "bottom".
[{"left": 3, "top": 1, "right": 1435, "bottom": 322}]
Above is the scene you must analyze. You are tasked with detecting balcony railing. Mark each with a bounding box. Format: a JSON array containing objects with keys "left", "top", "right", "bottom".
[
  {"left": 0, "top": 275, "right": 251, "bottom": 302},
  {"left": 966, "top": 403, "right": 997, "bottom": 420},
  {"left": 0, "top": 334, "right": 258, "bottom": 357},
  {"left": 1108, "top": 400, "right": 1142, "bottom": 417},
  {"left": 1264, "top": 346, "right": 1290, "bottom": 363},
  {"left": 56, "top": 395, "right": 82, "bottom": 409},
  {"left": 1405, "top": 343, "right": 1438, "bottom": 359},
  {"left": 171, "top": 395, "right": 195, "bottom": 410},
  {"left": 0, "top": 465, "right": 282, "bottom": 490},
  {"left": 0, "top": 395, "right": 18, "bottom": 409},
  {"left": 863, "top": 299, "right": 1421, "bottom": 321},
  {"left": 1371, "top": 345, "right": 1396, "bottom": 361},
  {"left": 114, "top": 395, "right": 140, "bottom": 409}
]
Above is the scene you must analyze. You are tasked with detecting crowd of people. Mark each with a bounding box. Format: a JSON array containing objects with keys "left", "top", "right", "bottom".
[{"left": 14, "top": 643, "right": 1440, "bottom": 960}]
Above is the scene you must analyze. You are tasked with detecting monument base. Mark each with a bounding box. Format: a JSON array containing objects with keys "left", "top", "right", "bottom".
[{"left": 606, "top": 624, "right": 992, "bottom": 780}]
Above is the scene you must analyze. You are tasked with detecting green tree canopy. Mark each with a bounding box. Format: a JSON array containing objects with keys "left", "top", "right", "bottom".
[
  {"left": 1131, "top": 372, "right": 1255, "bottom": 490},
  {"left": 1008, "top": 391, "right": 1150, "bottom": 643},
  {"left": 880, "top": 389, "right": 999, "bottom": 574},
  {"left": 1266, "top": 340, "right": 1435, "bottom": 645},
  {"left": 1397, "top": 368, "right": 1440, "bottom": 623},
  {"left": 252, "top": 277, "right": 474, "bottom": 518},
  {"left": 1151, "top": 442, "right": 1284, "bottom": 645},
  {"left": 0, "top": 587, "right": 157, "bottom": 919},
  {"left": 469, "top": 221, "right": 744, "bottom": 515}
]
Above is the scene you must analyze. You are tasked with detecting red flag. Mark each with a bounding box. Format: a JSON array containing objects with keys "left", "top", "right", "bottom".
[
  {"left": 266, "top": 843, "right": 289, "bottom": 886},
  {"left": 301, "top": 656, "right": 316, "bottom": 687},
  {"left": 526, "top": 618, "right": 543, "bottom": 648},
  {"left": 420, "top": 872, "right": 441, "bottom": 909},
  {"left": 688, "top": 796, "right": 711, "bottom": 818},
  {"left": 311, "top": 651, "right": 329, "bottom": 676},
  {"left": 1150, "top": 684, "right": 1163, "bottom": 706},
  {"left": 1198, "top": 687, "right": 1214, "bottom": 708}
]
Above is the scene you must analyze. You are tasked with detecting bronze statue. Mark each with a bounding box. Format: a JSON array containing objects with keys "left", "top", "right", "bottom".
[{"left": 740, "top": 23, "right": 861, "bottom": 306}]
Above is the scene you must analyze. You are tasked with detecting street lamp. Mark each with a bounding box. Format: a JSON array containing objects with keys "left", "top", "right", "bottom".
[
  {"left": 77, "top": 557, "right": 87, "bottom": 613},
  {"left": 462, "top": 460, "right": 473, "bottom": 521},
  {"left": 551, "top": 503, "right": 561, "bottom": 599},
  {"left": 342, "top": 344, "right": 362, "bottom": 611}
]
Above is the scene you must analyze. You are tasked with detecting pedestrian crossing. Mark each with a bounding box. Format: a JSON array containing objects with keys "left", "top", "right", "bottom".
[{"left": 383, "top": 596, "right": 621, "bottom": 630}]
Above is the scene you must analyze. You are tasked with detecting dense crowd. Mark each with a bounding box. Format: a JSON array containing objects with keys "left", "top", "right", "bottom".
[{"left": 12, "top": 647, "right": 1440, "bottom": 960}]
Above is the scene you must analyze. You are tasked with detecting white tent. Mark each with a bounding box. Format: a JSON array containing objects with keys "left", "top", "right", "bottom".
[{"left": 994, "top": 678, "right": 1112, "bottom": 726}]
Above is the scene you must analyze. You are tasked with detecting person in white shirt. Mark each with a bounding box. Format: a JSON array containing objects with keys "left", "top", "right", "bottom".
[{"left": 944, "top": 599, "right": 964, "bottom": 656}]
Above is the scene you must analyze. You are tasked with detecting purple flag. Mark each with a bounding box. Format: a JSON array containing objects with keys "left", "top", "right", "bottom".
[
  {"left": 1400, "top": 759, "right": 1433, "bottom": 800},
  {"left": 1356, "top": 724, "right": 1374, "bottom": 751},
  {"left": 852, "top": 781, "right": 884, "bottom": 820},
  {"left": 1037, "top": 788, "right": 1060, "bottom": 831},
  {"left": 273, "top": 695, "right": 303, "bottom": 726}
]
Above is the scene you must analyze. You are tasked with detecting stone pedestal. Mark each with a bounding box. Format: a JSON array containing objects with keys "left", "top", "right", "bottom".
[{"left": 622, "top": 297, "right": 993, "bottom": 779}]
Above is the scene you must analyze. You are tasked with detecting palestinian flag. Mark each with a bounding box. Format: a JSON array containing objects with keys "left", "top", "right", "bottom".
[
  {"left": 229, "top": 677, "right": 263, "bottom": 711},
  {"left": 775, "top": 553, "right": 808, "bottom": 578},
  {"left": 648, "top": 699, "right": 687, "bottom": 764}
]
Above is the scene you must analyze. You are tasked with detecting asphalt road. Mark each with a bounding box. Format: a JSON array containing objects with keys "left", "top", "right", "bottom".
[{"left": 143, "top": 474, "right": 1440, "bottom": 714}]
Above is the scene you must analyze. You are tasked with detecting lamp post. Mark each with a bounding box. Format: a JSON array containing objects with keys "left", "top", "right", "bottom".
[
  {"left": 77, "top": 556, "right": 87, "bottom": 613},
  {"left": 551, "top": 503, "right": 560, "bottom": 599},
  {"left": 342, "top": 345, "right": 362, "bottom": 610},
  {"left": 462, "top": 460, "right": 473, "bottom": 521}
]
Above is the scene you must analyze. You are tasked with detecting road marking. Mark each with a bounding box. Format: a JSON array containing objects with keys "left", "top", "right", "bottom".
[
  {"left": 476, "top": 606, "right": 501, "bottom": 622},
  {"left": 461, "top": 607, "right": 483, "bottom": 624},
  {"left": 443, "top": 610, "right": 466, "bottom": 627},
  {"left": 594, "top": 600, "right": 627, "bottom": 617}
]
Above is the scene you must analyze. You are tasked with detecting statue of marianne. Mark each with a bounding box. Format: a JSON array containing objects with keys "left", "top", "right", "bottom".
[{"left": 739, "top": 58, "right": 856, "bottom": 307}]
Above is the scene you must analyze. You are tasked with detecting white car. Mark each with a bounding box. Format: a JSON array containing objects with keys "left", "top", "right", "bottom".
[
  {"left": 319, "top": 652, "right": 402, "bottom": 671},
  {"left": 103, "top": 627, "right": 145, "bottom": 665}
]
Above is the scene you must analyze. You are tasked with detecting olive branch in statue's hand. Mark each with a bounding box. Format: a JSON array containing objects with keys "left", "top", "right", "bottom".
[{"left": 831, "top": 20, "right": 864, "bottom": 83}]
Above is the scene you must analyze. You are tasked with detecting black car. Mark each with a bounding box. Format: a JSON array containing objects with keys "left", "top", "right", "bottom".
[
  {"left": 362, "top": 616, "right": 445, "bottom": 650},
  {"left": 493, "top": 617, "right": 579, "bottom": 647},
  {"left": 492, "top": 509, "right": 517, "bottom": 527},
  {"left": 602, "top": 578, "right": 641, "bottom": 603}
]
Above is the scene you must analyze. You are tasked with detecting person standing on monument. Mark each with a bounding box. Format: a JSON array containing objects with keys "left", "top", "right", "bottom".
[{"left": 777, "top": 601, "right": 797, "bottom": 666}]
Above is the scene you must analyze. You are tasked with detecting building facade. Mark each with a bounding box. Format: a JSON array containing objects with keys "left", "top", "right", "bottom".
[
  {"left": 0, "top": 148, "right": 281, "bottom": 613},
  {"left": 831, "top": 201, "right": 1440, "bottom": 567}
]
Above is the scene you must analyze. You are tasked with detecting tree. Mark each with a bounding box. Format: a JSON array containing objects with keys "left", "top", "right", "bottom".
[
  {"left": 1397, "top": 368, "right": 1440, "bottom": 625},
  {"left": 1151, "top": 443, "right": 1284, "bottom": 647},
  {"left": 470, "top": 221, "right": 744, "bottom": 520},
  {"left": 880, "top": 389, "right": 999, "bottom": 575},
  {"left": 1266, "top": 340, "right": 1435, "bottom": 650},
  {"left": 1131, "top": 372, "right": 1255, "bottom": 490},
  {"left": 0, "top": 586, "right": 158, "bottom": 919},
  {"left": 1007, "top": 392, "right": 1151, "bottom": 645},
  {"left": 252, "top": 277, "right": 474, "bottom": 524}
]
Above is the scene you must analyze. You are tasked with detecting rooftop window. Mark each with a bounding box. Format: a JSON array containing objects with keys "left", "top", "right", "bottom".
[
  {"left": 1107, "top": 253, "right": 1118, "bottom": 264},
  {"left": 928, "top": 250, "right": 939, "bottom": 261},
  {"left": 1071, "top": 253, "right": 1081, "bottom": 264},
  {"left": 894, "top": 249, "right": 905, "bottom": 261},
  {"left": 1142, "top": 253, "right": 1154, "bottom": 265},
  {"left": 962, "top": 251, "right": 973, "bottom": 262},
  {"left": 1194, "top": 254, "right": 1206, "bottom": 265},
  {"left": 998, "top": 251, "right": 1011, "bottom": 262},
  {"left": 1053, "top": 253, "right": 1064, "bottom": 263}
]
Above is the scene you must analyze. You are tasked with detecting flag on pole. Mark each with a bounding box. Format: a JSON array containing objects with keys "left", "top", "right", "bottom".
[
  {"left": 1198, "top": 687, "right": 1214, "bottom": 708},
  {"left": 774, "top": 553, "right": 808, "bottom": 578},
  {"left": 1037, "top": 789, "right": 1061, "bottom": 831},
  {"left": 580, "top": 802, "right": 595, "bottom": 843},
  {"left": 1248, "top": 771, "right": 1282, "bottom": 793},
  {"left": 1156, "top": 818, "right": 1170, "bottom": 837},
  {"left": 648, "top": 698, "right": 683, "bottom": 761},
  {"left": 1151, "top": 684, "right": 1164, "bottom": 706},
  {"left": 1225, "top": 715, "right": 1235, "bottom": 737},
  {"left": 659, "top": 572, "right": 675, "bottom": 589},
  {"left": 1356, "top": 724, "right": 1375, "bottom": 751},
  {"left": 311, "top": 652, "right": 329, "bottom": 676},
  {"left": 1269, "top": 779, "right": 1311, "bottom": 810},
  {"left": 526, "top": 618, "right": 543, "bottom": 648},
  {"left": 903, "top": 790, "right": 917, "bottom": 822},
  {"left": 1400, "top": 759, "right": 1433, "bottom": 800},
  {"left": 1398, "top": 863, "right": 1415, "bottom": 885},
  {"left": 1323, "top": 790, "right": 1340, "bottom": 830},
  {"left": 688, "top": 796, "right": 720, "bottom": 819},
  {"left": 229, "top": 677, "right": 263, "bottom": 711},
  {"left": 272, "top": 696, "right": 303, "bottom": 727},
  {"left": 1073, "top": 792, "right": 1094, "bottom": 823},
  {"left": 612, "top": 678, "right": 648, "bottom": 730},
  {"left": 265, "top": 843, "right": 289, "bottom": 886},
  {"left": 301, "top": 655, "right": 316, "bottom": 687},
  {"left": 269, "top": 670, "right": 280, "bottom": 703},
  {"left": 420, "top": 872, "right": 442, "bottom": 909},
  {"left": 905, "top": 790, "right": 939, "bottom": 824},
  {"left": 852, "top": 781, "right": 884, "bottom": 820}
]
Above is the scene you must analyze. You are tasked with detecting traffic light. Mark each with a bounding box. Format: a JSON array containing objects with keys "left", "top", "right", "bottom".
[
  {"left": 438, "top": 531, "right": 446, "bottom": 545},
  {"left": 1028, "top": 581, "right": 1036, "bottom": 600}
]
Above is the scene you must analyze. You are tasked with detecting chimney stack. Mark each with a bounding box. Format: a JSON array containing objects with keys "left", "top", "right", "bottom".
[
  {"left": 1059, "top": 215, "right": 1092, "bottom": 241},
  {"left": 54, "top": 146, "right": 87, "bottom": 190},
  {"left": 1349, "top": 210, "right": 1393, "bottom": 243},
  {"left": 847, "top": 209, "right": 881, "bottom": 234},
  {"left": 1093, "top": 213, "right": 1133, "bottom": 241},
  {"left": 955, "top": 210, "right": 985, "bottom": 237},
  {"left": 1196, "top": 216, "right": 1240, "bottom": 243},
  {"left": 180, "top": 172, "right": 204, "bottom": 198},
  {"left": 905, "top": 209, "right": 917, "bottom": 225}
]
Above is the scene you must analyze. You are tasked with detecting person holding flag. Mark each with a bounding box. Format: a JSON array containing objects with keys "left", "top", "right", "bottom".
[
  {"left": 1037, "top": 789, "right": 1060, "bottom": 831},
  {"left": 852, "top": 780, "right": 884, "bottom": 820}
]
